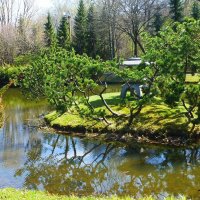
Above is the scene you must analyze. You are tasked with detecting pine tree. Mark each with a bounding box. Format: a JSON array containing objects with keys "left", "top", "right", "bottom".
[
  {"left": 44, "top": 13, "right": 56, "bottom": 47},
  {"left": 57, "top": 15, "right": 70, "bottom": 50},
  {"left": 17, "top": 16, "right": 28, "bottom": 54},
  {"left": 153, "top": 9, "right": 163, "bottom": 35},
  {"left": 74, "top": 0, "right": 86, "bottom": 55},
  {"left": 86, "top": 4, "right": 96, "bottom": 58},
  {"left": 96, "top": 6, "right": 110, "bottom": 60},
  {"left": 191, "top": 1, "right": 200, "bottom": 20},
  {"left": 169, "top": 0, "right": 183, "bottom": 22}
]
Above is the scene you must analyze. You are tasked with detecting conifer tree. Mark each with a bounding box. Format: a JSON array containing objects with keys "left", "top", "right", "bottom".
[
  {"left": 17, "top": 16, "right": 28, "bottom": 54},
  {"left": 96, "top": 6, "right": 110, "bottom": 60},
  {"left": 44, "top": 13, "right": 56, "bottom": 47},
  {"left": 153, "top": 9, "right": 163, "bottom": 35},
  {"left": 86, "top": 4, "right": 96, "bottom": 58},
  {"left": 191, "top": 1, "right": 200, "bottom": 20},
  {"left": 74, "top": 0, "right": 86, "bottom": 55},
  {"left": 57, "top": 15, "right": 70, "bottom": 50},
  {"left": 169, "top": 0, "right": 183, "bottom": 22}
]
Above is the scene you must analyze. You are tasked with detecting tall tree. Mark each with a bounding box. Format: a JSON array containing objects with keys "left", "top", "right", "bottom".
[
  {"left": 86, "top": 4, "right": 96, "bottom": 58},
  {"left": 96, "top": 0, "right": 121, "bottom": 60},
  {"left": 169, "top": 0, "right": 184, "bottom": 22},
  {"left": 44, "top": 13, "right": 56, "bottom": 47},
  {"left": 191, "top": 1, "right": 200, "bottom": 20},
  {"left": 118, "top": 0, "right": 164, "bottom": 57},
  {"left": 96, "top": 5, "right": 110, "bottom": 60},
  {"left": 152, "top": 8, "right": 164, "bottom": 35},
  {"left": 57, "top": 15, "right": 70, "bottom": 50},
  {"left": 74, "top": 0, "right": 86, "bottom": 55},
  {"left": 17, "top": 16, "right": 28, "bottom": 55}
]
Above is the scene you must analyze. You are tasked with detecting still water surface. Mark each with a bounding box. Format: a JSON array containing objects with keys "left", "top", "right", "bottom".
[{"left": 0, "top": 89, "right": 200, "bottom": 199}]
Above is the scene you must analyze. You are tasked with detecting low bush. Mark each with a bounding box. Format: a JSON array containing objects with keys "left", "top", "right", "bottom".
[{"left": 0, "top": 65, "right": 26, "bottom": 87}]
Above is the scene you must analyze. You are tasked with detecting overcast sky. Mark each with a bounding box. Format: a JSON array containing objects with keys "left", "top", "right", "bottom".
[
  {"left": 34, "top": 0, "right": 80, "bottom": 15},
  {"left": 35, "top": 0, "right": 53, "bottom": 11}
]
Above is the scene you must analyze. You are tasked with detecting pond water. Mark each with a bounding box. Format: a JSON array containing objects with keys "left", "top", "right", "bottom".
[{"left": 0, "top": 89, "right": 200, "bottom": 199}]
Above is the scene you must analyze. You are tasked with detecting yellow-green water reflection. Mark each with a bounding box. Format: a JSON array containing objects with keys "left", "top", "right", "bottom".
[{"left": 0, "top": 89, "right": 200, "bottom": 199}]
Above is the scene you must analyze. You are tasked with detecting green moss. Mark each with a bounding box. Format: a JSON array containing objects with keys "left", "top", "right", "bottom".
[
  {"left": 45, "top": 92, "right": 200, "bottom": 144},
  {"left": 0, "top": 188, "right": 186, "bottom": 200}
]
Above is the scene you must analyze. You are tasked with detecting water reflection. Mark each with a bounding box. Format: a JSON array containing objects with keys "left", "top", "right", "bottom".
[
  {"left": 0, "top": 89, "right": 200, "bottom": 199},
  {"left": 14, "top": 135, "right": 200, "bottom": 198}
]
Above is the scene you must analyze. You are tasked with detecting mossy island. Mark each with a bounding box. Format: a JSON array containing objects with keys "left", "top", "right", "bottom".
[{"left": 45, "top": 90, "right": 200, "bottom": 147}]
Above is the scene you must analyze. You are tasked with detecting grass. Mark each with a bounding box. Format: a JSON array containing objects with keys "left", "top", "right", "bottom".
[
  {"left": 185, "top": 73, "right": 200, "bottom": 83},
  {"left": 45, "top": 92, "right": 123, "bottom": 131},
  {"left": 45, "top": 91, "right": 200, "bottom": 145},
  {"left": 0, "top": 188, "right": 186, "bottom": 200}
]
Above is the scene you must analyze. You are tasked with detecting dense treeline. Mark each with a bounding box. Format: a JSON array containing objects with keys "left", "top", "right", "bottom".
[
  {"left": 0, "top": 0, "right": 200, "bottom": 66},
  {"left": 45, "top": 0, "right": 200, "bottom": 60}
]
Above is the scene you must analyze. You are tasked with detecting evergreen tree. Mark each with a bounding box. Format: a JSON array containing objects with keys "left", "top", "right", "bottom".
[
  {"left": 17, "top": 16, "right": 28, "bottom": 54},
  {"left": 44, "top": 13, "right": 56, "bottom": 47},
  {"left": 96, "top": 6, "right": 110, "bottom": 60},
  {"left": 169, "top": 0, "right": 183, "bottom": 22},
  {"left": 74, "top": 0, "right": 86, "bottom": 55},
  {"left": 191, "top": 1, "right": 200, "bottom": 20},
  {"left": 57, "top": 15, "right": 70, "bottom": 50},
  {"left": 86, "top": 4, "right": 96, "bottom": 58},
  {"left": 153, "top": 9, "right": 163, "bottom": 35}
]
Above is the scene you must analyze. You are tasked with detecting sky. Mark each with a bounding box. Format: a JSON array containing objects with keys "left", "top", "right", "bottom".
[
  {"left": 35, "top": 0, "right": 80, "bottom": 10},
  {"left": 35, "top": 0, "right": 53, "bottom": 11}
]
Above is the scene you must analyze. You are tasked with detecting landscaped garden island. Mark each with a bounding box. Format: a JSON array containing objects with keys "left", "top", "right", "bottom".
[{"left": 18, "top": 19, "right": 200, "bottom": 147}]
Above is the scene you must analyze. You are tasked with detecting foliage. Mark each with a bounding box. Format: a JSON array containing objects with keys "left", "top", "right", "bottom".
[
  {"left": 17, "top": 16, "right": 29, "bottom": 55},
  {"left": 95, "top": 5, "right": 111, "bottom": 60},
  {"left": 44, "top": 13, "right": 57, "bottom": 47},
  {"left": 13, "top": 53, "right": 39, "bottom": 66},
  {"left": 191, "top": 1, "right": 200, "bottom": 20},
  {"left": 169, "top": 0, "right": 183, "bottom": 22},
  {"left": 152, "top": 9, "right": 164, "bottom": 35},
  {"left": 20, "top": 18, "right": 200, "bottom": 133},
  {"left": 57, "top": 16, "right": 70, "bottom": 50},
  {"left": 0, "top": 65, "right": 26, "bottom": 87},
  {"left": 86, "top": 4, "right": 96, "bottom": 58},
  {"left": 143, "top": 18, "right": 200, "bottom": 127},
  {"left": 20, "top": 46, "right": 159, "bottom": 127},
  {"left": 74, "top": 0, "right": 86, "bottom": 55}
]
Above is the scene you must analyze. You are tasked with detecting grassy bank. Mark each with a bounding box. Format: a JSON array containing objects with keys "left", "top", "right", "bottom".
[
  {"left": 0, "top": 189, "right": 186, "bottom": 200},
  {"left": 45, "top": 92, "right": 200, "bottom": 146}
]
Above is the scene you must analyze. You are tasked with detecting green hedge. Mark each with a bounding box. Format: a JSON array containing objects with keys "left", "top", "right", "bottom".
[{"left": 0, "top": 65, "right": 26, "bottom": 87}]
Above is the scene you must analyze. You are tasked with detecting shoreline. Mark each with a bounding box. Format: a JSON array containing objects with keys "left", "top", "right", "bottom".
[
  {"left": 0, "top": 188, "right": 186, "bottom": 200},
  {"left": 44, "top": 113, "right": 200, "bottom": 147}
]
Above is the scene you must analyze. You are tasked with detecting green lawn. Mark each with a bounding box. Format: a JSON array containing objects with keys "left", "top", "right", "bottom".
[
  {"left": 185, "top": 74, "right": 200, "bottom": 83},
  {"left": 45, "top": 91, "right": 200, "bottom": 143},
  {"left": 0, "top": 188, "right": 186, "bottom": 200}
]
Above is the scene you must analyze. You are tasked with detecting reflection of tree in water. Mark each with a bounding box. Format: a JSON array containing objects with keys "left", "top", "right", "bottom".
[
  {"left": 15, "top": 135, "right": 117, "bottom": 195},
  {"left": 15, "top": 134, "right": 200, "bottom": 198},
  {"left": 121, "top": 145, "right": 200, "bottom": 198}
]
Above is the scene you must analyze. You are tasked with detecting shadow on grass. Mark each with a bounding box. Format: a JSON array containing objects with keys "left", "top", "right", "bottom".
[{"left": 90, "top": 96, "right": 122, "bottom": 108}]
